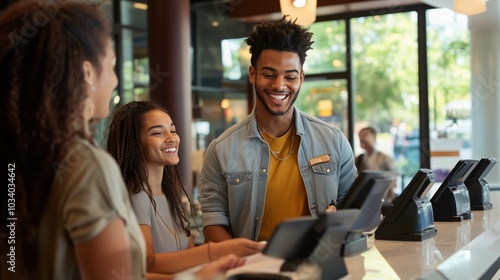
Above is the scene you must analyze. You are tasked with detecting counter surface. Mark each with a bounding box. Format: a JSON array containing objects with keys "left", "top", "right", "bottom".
[{"left": 226, "top": 191, "right": 500, "bottom": 279}]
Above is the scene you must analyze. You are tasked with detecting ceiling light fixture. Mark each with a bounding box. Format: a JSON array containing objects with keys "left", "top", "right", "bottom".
[
  {"left": 292, "top": 0, "right": 306, "bottom": 8},
  {"left": 280, "top": 0, "right": 317, "bottom": 26},
  {"left": 133, "top": 2, "right": 147, "bottom": 10},
  {"left": 454, "top": 0, "right": 487, "bottom": 16}
]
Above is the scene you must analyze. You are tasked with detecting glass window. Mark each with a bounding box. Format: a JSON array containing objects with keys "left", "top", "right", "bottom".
[
  {"left": 191, "top": 2, "right": 253, "bottom": 151},
  {"left": 296, "top": 79, "right": 348, "bottom": 133},
  {"left": 427, "top": 9, "right": 470, "bottom": 182},
  {"left": 117, "top": 0, "right": 148, "bottom": 104},
  {"left": 304, "top": 20, "right": 347, "bottom": 74},
  {"left": 94, "top": 0, "right": 148, "bottom": 146},
  {"left": 193, "top": 90, "right": 248, "bottom": 150},
  {"left": 351, "top": 12, "right": 419, "bottom": 192},
  {"left": 120, "top": 0, "right": 147, "bottom": 29},
  {"left": 189, "top": 6, "right": 468, "bottom": 192},
  {"left": 192, "top": 2, "right": 249, "bottom": 87},
  {"left": 221, "top": 37, "right": 250, "bottom": 81}
]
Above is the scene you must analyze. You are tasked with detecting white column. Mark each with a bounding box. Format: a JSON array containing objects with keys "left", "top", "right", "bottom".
[{"left": 469, "top": 0, "right": 500, "bottom": 185}]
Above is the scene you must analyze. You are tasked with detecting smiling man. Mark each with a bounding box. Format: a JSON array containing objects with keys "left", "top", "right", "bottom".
[{"left": 199, "top": 16, "right": 357, "bottom": 242}]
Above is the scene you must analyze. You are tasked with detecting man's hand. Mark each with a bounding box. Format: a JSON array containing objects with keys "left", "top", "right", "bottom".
[{"left": 326, "top": 199, "right": 337, "bottom": 213}]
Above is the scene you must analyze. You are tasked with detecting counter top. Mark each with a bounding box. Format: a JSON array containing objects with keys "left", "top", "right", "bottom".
[{"left": 226, "top": 191, "right": 500, "bottom": 279}]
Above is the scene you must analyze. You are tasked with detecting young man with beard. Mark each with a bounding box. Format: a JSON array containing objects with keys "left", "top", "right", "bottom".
[{"left": 199, "top": 16, "right": 357, "bottom": 243}]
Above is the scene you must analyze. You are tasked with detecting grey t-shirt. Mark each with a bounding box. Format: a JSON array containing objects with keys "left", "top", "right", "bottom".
[{"left": 131, "top": 191, "right": 189, "bottom": 253}]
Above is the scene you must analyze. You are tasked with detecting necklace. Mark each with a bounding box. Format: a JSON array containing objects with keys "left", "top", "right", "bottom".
[
  {"left": 155, "top": 208, "right": 182, "bottom": 252},
  {"left": 258, "top": 123, "right": 295, "bottom": 161}
]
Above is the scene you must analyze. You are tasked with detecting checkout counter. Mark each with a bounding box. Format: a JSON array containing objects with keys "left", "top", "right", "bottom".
[{"left": 224, "top": 191, "right": 500, "bottom": 279}]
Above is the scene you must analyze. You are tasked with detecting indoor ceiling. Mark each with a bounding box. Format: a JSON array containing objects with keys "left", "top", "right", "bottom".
[{"left": 191, "top": 0, "right": 425, "bottom": 23}]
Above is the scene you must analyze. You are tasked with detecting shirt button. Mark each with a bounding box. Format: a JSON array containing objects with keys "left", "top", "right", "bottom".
[
  {"left": 256, "top": 216, "right": 259, "bottom": 221},
  {"left": 262, "top": 168, "right": 267, "bottom": 173},
  {"left": 236, "top": 178, "right": 240, "bottom": 183},
  {"left": 326, "top": 168, "right": 331, "bottom": 173}
]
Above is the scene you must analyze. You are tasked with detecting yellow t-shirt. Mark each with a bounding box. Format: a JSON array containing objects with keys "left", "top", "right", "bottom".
[{"left": 257, "top": 125, "right": 310, "bottom": 241}]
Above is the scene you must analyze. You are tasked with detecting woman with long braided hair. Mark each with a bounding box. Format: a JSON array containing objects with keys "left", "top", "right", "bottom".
[{"left": 107, "top": 100, "right": 265, "bottom": 276}]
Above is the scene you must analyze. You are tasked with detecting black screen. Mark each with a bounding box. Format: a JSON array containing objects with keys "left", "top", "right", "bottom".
[
  {"left": 464, "top": 157, "right": 497, "bottom": 209},
  {"left": 262, "top": 210, "right": 360, "bottom": 269},
  {"left": 384, "top": 169, "right": 434, "bottom": 225},
  {"left": 338, "top": 171, "right": 396, "bottom": 209},
  {"left": 464, "top": 157, "right": 496, "bottom": 185},
  {"left": 374, "top": 169, "right": 437, "bottom": 241},
  {"left": 337, "top": 171, "right": 395, "bottom": 231},
  {"left": 430, "top": 159, "right": 476, "bottom": 204}
]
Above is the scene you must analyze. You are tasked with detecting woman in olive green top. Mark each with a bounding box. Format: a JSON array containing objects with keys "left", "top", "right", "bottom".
[{"left": 0, "top": 1, "right": 244, "bottom": 279}]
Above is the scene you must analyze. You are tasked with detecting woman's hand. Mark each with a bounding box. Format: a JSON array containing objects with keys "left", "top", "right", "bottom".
[
  {"left": 210, "top": 238, "right": 266, "bottom": 259},
  {"left": 196, "top": 254, "right": 245, "bottom": 280}
]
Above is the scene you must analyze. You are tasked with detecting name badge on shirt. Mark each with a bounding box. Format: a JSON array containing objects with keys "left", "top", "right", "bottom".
[{"left": 309, "top": 154, "right": 331, "bottom": 166}]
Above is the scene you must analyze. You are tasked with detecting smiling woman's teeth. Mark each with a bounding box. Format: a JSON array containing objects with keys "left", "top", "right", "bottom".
[
  {"left": 163, "top": 147, "right": 176, "bottom": 153},
  {"left": 270, "top": 94, "right": 286, "bottom": 100}
]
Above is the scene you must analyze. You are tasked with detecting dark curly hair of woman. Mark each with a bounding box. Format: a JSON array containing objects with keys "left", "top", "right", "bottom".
[
  {"left": 106, "top": 101, "right": 192, "bottom": 236},
  {"left": 0, "top": 1, "right": 109, "bottom": 275},
  {"left": 245, "top": 15, "right": 314, "bottom": 68}
]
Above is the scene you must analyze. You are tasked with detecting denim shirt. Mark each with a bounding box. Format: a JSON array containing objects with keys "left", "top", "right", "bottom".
[{"left": 199, "top": 107, "right": 357, "bottom": 240}]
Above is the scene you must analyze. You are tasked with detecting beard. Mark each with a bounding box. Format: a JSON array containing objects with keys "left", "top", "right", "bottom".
[{"left": 254, "top": 84, "right": 300, "bottom": 116}]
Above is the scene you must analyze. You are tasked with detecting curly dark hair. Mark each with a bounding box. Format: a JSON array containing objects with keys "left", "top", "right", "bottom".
[
  {"left": 0, "top": 0, "right": 110, "bottom": 275},
  {"left": 107, "top": 101, "right": 192, "bottom": 236},
  {"left": 245, "top": 15, "right": 314, "bottom": 68}
]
